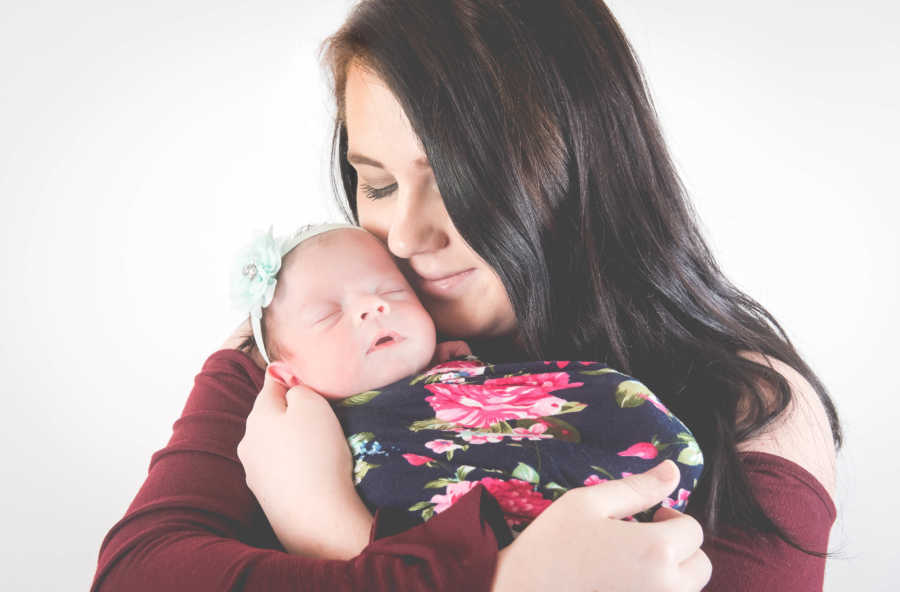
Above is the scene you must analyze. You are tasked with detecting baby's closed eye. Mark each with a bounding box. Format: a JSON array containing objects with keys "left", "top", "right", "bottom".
[{"left": 380, "top": 288, "right": 409, "bottom": 300}]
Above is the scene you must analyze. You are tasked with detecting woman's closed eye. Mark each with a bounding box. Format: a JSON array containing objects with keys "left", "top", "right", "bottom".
[{"left": 360, "top": 182, "right": 397, "bottom": 200}]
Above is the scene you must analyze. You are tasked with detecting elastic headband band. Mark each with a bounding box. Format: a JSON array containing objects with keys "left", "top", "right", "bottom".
[{"left": 231, "top": 222, "right": 367, "bottom": 364}]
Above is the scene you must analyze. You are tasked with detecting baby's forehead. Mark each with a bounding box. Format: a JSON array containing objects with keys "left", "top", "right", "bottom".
[
  {"left": 281, "top": 229, "right": 401, "bottom": 289},
  {"left": 294, "top": 227, "right": 392, "bottom": 264}
]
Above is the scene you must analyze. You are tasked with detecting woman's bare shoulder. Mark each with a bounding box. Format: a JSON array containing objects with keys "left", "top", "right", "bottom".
[{"left": 734, "top": 350, "right": 837, "bottom": 500}]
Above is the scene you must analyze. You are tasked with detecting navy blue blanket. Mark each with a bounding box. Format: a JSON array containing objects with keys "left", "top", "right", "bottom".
[{"left": 334, "top": 357, "right": 703, "bottom": 533}]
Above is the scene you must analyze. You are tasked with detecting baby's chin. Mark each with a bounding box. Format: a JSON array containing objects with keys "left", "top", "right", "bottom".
[{"left": 330, "top": 343, "right": 434, "bottom": 400}]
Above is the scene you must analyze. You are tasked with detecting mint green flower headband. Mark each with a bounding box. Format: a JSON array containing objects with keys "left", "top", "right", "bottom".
[{"left": 231, "top": 222, "right": 366, "bottom": 364}]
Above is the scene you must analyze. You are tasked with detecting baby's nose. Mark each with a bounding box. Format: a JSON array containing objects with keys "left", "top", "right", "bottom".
[{"left": 357, "top": 296, "right": 391, "bottom": 322}]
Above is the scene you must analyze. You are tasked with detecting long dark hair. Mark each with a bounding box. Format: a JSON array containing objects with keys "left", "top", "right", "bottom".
[{"left": 322, "top": 0, "right": 841, "bottom": 554}]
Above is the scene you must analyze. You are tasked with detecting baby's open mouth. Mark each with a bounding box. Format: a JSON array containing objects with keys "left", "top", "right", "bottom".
[{"left": 367, "top": 331, "right": 406, "bottom": 354}]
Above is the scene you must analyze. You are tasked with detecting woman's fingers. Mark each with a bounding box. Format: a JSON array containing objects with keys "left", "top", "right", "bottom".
[
  {"left": 254, "top": 367, "right": 288, "bottom": 413},
  {"left": 651, "top": 508, "right": 706, "bottom": 563},
  {"left": 680, "top": 548, "right": 714, "bottom": 589},
  {"left": 585, "top": 460, "right": 681, "bottom": 520}
]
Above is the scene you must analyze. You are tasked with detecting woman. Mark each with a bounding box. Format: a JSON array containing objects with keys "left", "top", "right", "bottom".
[{"left": 92, "top": 1, "right": 839, "bottom": 591}]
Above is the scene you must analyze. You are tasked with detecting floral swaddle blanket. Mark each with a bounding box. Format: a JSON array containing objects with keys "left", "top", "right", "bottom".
[{"left": 334, "top": 357, "right": 704, "bottom": 535}]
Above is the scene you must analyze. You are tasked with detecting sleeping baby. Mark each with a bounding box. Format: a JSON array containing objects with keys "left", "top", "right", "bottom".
[{"left": 232, "top": 223, "right": 703, "bottom": 553}]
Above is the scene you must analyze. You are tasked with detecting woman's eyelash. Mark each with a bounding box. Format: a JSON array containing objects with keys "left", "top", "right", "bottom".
[{"left": 360, "top": 182, "right": 397, "bottom": 200}]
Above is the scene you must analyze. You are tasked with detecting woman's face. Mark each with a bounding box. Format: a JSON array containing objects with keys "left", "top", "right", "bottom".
[{"left": 343, "top": 63, "right": 517, "bottom": 340}]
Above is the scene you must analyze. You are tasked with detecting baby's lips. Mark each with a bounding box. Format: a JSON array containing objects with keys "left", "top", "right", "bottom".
[{"left": 365, "top": 329, "right": 405, "bottom": 354}]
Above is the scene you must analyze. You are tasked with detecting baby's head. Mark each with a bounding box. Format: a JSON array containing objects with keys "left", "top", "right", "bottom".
[{"left": 239, "top": 225, "right": 436, "bottom": 400}]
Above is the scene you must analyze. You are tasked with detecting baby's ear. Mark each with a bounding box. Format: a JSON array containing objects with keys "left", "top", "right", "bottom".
[{"left": 266, "top": 362, "right": 303, "bottom": 389}]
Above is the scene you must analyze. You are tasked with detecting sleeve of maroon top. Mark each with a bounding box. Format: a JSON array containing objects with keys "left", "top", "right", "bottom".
[
  {"left": 91, "top": 349, "right": 503, "bottom": 592},
  {"left": 701, "top": 451, "right": 837, "bottom": 591}
]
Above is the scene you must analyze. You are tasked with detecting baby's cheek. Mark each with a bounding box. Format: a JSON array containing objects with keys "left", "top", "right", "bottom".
[{"left": 320, "top": 338, "right": 366, "bottom": 397}]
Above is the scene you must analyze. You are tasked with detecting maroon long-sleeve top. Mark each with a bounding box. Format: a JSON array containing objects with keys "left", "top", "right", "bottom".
[{"left": 91, "top": 350, "right": 835, "bottom": 591}]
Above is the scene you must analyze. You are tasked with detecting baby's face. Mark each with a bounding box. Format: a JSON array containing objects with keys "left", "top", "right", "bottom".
[{"left": 267, "top": 228, "right": 436, "bottom": 399}]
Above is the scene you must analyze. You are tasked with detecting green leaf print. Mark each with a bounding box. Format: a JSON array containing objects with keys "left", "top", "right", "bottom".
[
  {"left": 455, "top": 465, "right": 476, "bottom": 481},
  {"left": 421, "top": 506, "right": 435, "bottom": 521},
  {"left": 353, "top": 459, "right": 379, "bottom": 485},
  {"left": 615, "top": 380, "right": 650, "bottom": 408},
  {"left": 488, "top": 420, "right": 515, "bottom": 434},
  {"left": 579, "top": 368, "right": 621, "bottom": 376},
  {"left": 512, "top": 462, "right": 540, "bottom": 484},
  {"left": 424, "top": 478, "right": 455, "bottom": 489},
  {"left": 339, "top": 390, "right": 381, "bottom": 407},
  {"left": 541, "top": 416, "right": 582, "bottom": 443},
  {"left": 347, "top": 432, "right": 375, "bottom": 454},
  {"left": 543, "top": 481, "right": 568, "bottom": 500},
  {"left": 408, "top": 501, "right": 434, "bottom": 512},
  {"left": 590, "top": 465, "right": 616, "bottom": 480},
  {"left": 543, "top": 482, "right": 568, "bottom": 492},
  {"left": 677, "top": 442, "right": 703, "bottom": 466},
  {"left": 557, "top": 401, "right": 587, "bottom": 415},
  {"left": 409, "top": 418, "right": 463, "bottom": 432}
]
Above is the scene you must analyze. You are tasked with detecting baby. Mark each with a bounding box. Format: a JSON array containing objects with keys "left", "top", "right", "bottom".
[{"left": 232, "top": 223, "right": 703, "bottom": 556}]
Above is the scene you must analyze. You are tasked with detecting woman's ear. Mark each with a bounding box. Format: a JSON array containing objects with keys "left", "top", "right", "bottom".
[{"left": 266, "top": 362, "right": 304, "bottom": 389}]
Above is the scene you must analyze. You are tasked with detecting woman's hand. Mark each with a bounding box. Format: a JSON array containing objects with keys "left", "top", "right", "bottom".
[
  {"left": 492, "top": 461, "right": 711, "bottom": 592},
  {"left": 237, "top": 370, "right": 374, "bottom": 559}
]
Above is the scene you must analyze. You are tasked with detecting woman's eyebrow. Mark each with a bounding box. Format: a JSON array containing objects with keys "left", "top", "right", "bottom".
[
  {"left": 346, "top": 151, "right": 430, "bottom": 169},
  {"left": 347, "top": 152, "right": 383, "bottom": 168}
]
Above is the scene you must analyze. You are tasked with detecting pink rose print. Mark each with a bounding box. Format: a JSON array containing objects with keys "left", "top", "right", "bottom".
[
  {"left": 423, "top": 359, "right": 486, "bottom": 377},
  {"left": 583, "top": 474, "right": 608, "bottom": 486},
  {"left": 509, "top": 422, "right": 553, "bottom": 441},
  {"left": 402, "top": 453, "right": 436, "bottom": 466},
  {"left": 542, "top": 361, "right": 571, "bottom": 369},
  {"left": 479, "top": 477, "right": 553, "bottom": 527},
  {"left": 636, "top": 391, "right": 671, "bottom": 415},
  {"left": 424, "top": 439, "right": 461, "bottom": 454},
  {"left": 661, "top": 488, "right": 692, "bottom": 509},
  {"left": 460, "top": 431, "right": 504, "bottom": 445},
  {"left": 431, "top": 478, "right": 553, "bottom": 527},
  {"left": 430, "top": 481, "right": 477, "bottom": 513},
  {"left": 617, "top": 442, "right": 659, "bottom": 459},
  {"left": 483, "top": 372, "right": 583, "bottom": 392},
  {"left": 424, "top": 382, "right": 569, "bottom": 429}
]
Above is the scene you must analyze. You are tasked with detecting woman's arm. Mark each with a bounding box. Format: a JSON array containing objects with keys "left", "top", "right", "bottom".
[
  {"left": 700, "top": 452, "right": 835, "bottom": 591},
  {"left": 91, "top": 349, "right": 501, "bottom": 591},
  {"left": 698, "top": 352, "right": 837, "bottom": 591}
]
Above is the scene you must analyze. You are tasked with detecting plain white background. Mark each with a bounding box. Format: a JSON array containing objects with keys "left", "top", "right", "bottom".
[{"left": 2, "top": 1, "right": 897, "bottom": 590}]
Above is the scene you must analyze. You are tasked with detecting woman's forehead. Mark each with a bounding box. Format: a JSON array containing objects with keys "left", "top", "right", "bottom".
[{"left": 344, "top": 64, "right": 427, "bottom": 172}]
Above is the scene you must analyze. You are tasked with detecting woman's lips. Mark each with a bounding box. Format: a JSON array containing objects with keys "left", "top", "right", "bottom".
[{"left": 416, "top": 268, "right": 476, "bottom": 298}]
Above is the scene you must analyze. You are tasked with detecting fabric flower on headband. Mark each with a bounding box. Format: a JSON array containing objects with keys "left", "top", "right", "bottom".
[
  {"left": 230, "top": 222, "right": 364, "bottom": 364},
  {"left": 231, "top": 227, "right": 283, "bottom": 320}
]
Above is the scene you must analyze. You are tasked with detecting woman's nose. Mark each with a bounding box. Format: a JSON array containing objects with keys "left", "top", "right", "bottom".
[
  {"left": 386, "top": 184, "right": 449, "bottom": 259},
  {"left": 353, "top": 295, "right": 391, "bottom": 325}
]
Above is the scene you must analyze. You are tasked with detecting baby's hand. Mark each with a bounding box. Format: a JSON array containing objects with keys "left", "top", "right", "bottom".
[
  {"left": 431, "top": 340, "right": 472, "bottom": 365},
  {"left": 238, "top": 371, "right": 373, "bottom": 559}
]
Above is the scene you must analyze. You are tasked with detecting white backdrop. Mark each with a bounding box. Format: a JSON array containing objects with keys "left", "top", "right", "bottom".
[{"left": 1, "top": 1, "right": 896, "bottom": 590}]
